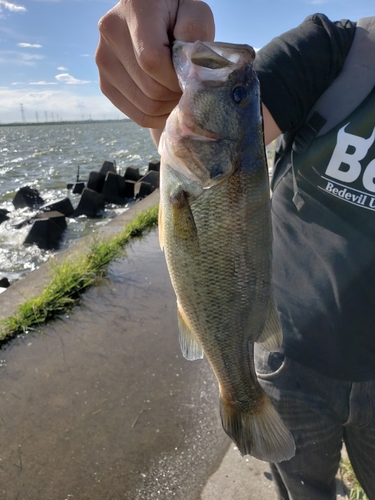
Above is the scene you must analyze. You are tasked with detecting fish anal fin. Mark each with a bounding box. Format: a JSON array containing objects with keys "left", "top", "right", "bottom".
[
  {"left": 257, "top": 299, "right": 283, "bottom": 351},
  {"left": 220, "top": 392, "right": 295, "bottom": 463},
  {"left": 177, "top": 302, "right": 204, "bottom": 361}
]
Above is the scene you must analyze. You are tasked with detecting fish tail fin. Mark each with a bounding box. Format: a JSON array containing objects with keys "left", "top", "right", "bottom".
[{"left": 219, "top": 393, "right": 295, "bottom": 463}]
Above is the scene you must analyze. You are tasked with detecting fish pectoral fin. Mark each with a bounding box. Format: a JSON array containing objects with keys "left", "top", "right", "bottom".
[
  {"left": 170, "top": 187, "right": 199, "bottom": 242},
  {"left": 220, "top": 392, "right": 295, "bottom": 462},
  {"left": 177, "top": 302, "right": 204, "bottom": 361},
  {"left": 256, "top": 299, "right": 283, "bottom": 351}
]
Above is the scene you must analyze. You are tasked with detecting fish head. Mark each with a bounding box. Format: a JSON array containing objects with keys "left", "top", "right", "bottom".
[{"left": 159, "top": 40, "right": 261, "bottom": 191}]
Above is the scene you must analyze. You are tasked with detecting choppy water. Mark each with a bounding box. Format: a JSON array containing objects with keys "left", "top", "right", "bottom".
[{"left": 0, "top": 120, "right": 158, "bottom": 283}]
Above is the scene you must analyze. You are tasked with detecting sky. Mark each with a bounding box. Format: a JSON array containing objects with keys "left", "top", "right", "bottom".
[{"left": 0, "top": 0, "right": 374, "bottom": 124}]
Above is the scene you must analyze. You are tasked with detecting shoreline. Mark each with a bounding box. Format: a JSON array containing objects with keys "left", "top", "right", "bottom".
[
  {"left": 0, "top": 119, "right": 130, "bottom": 128},
  {"left": 0, "top": 190, "right": 159, "bottom": 339}
]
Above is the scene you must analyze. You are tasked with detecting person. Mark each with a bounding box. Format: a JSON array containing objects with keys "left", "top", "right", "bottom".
[{"left": 95, "top": 2, "right": 375, "bottom": 499}]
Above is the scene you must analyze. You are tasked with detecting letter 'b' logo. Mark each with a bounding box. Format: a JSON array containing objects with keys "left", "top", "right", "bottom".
[{"left": 325, "top": 123, "right": 375, "bottom": 192}]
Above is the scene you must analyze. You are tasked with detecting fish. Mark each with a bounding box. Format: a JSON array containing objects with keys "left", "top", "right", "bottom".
[{"left": 158, "top": 40, "right": 295, "bottom": 463}]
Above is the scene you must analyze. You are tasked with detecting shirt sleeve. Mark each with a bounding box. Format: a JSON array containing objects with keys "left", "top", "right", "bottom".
[{"left": 253, "top": 13, "right": 356, "bottom": 134}]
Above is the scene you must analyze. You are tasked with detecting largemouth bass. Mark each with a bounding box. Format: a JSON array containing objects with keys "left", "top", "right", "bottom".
[{"left": 158, "top": 40, "right": 295, "bottom": 463}]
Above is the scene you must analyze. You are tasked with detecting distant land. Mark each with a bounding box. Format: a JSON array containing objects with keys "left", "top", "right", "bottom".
[{"left": 0, "top": 118, "right": 130, "bottom": 128}]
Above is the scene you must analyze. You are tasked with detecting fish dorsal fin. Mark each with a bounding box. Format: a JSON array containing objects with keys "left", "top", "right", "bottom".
[
  {"left": 256, "top": 299, "right": 283, "bottom": 351},
  {"left": 177, "top": 302, "right": 204, "bottom": 360}
]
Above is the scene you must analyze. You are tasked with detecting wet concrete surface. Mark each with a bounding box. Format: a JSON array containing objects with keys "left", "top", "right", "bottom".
[{"left": 0, "top": 230, "right": 229, "bottom": 500}]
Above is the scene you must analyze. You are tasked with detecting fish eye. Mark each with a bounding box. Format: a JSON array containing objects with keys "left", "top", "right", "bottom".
[{"left": 232, "top": 85, "right": 250, "bottom": 104}]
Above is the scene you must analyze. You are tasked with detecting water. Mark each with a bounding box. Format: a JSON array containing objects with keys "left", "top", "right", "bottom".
[{"left": 0, "top": 120, "right": 159, "bottom": 282}]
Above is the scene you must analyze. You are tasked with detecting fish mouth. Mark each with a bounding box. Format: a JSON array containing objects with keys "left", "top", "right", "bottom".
[
  {"left": 171, "top": 40, "right": 255, "bottom": 142},
  {"left": 173, "top": 40, "right": 255, "bottom": 89}
]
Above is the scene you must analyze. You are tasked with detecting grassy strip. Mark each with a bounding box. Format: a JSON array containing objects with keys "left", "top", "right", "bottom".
[{"left": 0, "top": 205, "right": 159, "bottom": 342}]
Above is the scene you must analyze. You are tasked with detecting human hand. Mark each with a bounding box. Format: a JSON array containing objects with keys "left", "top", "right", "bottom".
[{"left": 95, "top": 0, "right": 215, "bottom": 138}]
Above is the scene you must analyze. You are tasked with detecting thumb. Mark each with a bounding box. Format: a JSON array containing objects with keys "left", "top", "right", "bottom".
[{"left": 173, "top": 0, "right": 215, "bottom": 43}]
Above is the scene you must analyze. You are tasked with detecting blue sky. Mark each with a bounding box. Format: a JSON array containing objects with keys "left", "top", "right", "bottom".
[{"left": 0, "top": 0, "right": 374, "bottom": 124}]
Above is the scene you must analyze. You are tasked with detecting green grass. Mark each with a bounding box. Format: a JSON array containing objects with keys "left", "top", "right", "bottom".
[
  {"left": 340, "top": 458, "right": 368, "bottom": 500},
  {"left": 0, "top": 205, "right": 159, "bottom": 342}
]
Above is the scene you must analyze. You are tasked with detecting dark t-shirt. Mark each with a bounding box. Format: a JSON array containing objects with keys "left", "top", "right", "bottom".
[
  {"left": 254, "top": 13, "right": 356, "bottom": 141},
  {"left": 253, "top": 14, "right": 375, "bottom": 381}
]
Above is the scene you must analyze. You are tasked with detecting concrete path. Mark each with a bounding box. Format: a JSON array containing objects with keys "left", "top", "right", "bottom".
[
  {"left": 0, "top": 197, "right": 274, "bottom": 499},
  {"left": 0, "top": 194, "right": 349, "bottom": 500}
]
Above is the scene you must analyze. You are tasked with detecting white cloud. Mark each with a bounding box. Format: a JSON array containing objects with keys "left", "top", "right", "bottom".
[
  {"left": 57, "top": 65, "right": 67, "bottom": 71},
  {"left": 0, "top": 1, "right": 26, "bottom": 13},
  {"left": 0, "top": 50, "right": 44, "bottom": 66},
  {"left": 17, "top": 42, "right": 42, "bottom": 48},
  {"left": 55, "top": 73, "right": 90, "bottom": 85},
  {"left": 29, "top": 81, "right": 57, "bottom": 85},
  {"left": 21, "top": 53, "right": 44, "bottom": 61}
]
